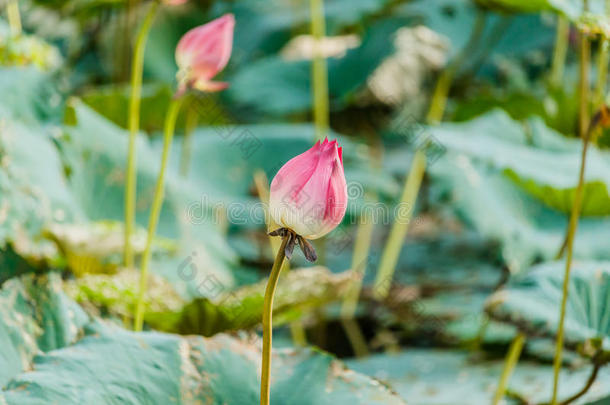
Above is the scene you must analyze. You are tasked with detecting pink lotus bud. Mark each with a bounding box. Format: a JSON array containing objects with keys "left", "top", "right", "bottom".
[
  {"left": 163, "top": 0, "right": 188, "bottom": 5},
  {"left": 269, "top": 138, "right": 348, "bottom": 240},
  {"left": 175, "top": 14, "right": 234, "bottom": 93}
]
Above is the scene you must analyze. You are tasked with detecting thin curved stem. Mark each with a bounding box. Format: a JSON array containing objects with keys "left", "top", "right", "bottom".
[
  {"left": 551, "top": 129, "right": 592, "bottom": 402},
  {"left": 260, "top": 235, "right": 290, "bottom": 405},
  {"left": 125, "top": 1, "right": 159, "bottom": 269},
  {"left": 578, "top": 31, "right": 591, "bottom": 140},
  {"left": 559, "top": 362, "right": 601, "bottom": 405},
  {"left": 551, "top": 29, "right": 591, "bottom": 402},
  {"left": 133, "top": 97, "right": 183, "bottom": 332},
  {"left": 492, "top": 333, "right": 526, "bottom": 405},
  {"left": 310, "top": 0, "right": 329, "bottom": 141}
]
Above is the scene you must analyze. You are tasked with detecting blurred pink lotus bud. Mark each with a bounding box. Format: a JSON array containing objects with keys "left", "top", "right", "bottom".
[
  {"left": 269, "top": 138, "right": 348, "bottom": 240},
  {"left": 175, "top": 14, "right": 234, "bottom": 93},
  {"left": 163, "top": 0, "right": 188, "bottom": 5}
]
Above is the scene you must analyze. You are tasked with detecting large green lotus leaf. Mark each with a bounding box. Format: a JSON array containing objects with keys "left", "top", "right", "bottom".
[
  {"left": 80, "top": 83, "right": 176, "bottom": 132},
  {"left": 451, "top": 89, "right": 550, "bottom": 125},
  {"left": 450, "top": 84, "right": 581, "bottom": 137},
  {"left": 0, "top": 67, "right": 60, "bottom": 123},
  {"left": 429, "top": 109, "right": 610, "bottom": 216},
  {"left": 474, "top": 0, "right": 607, "bottom": 26},
  {"left": 0, "top": 119, "right": 82, "bottom": 263},
  {"left": 219, "top": 0, "right": 396, "bottom": 69},
  {"left": 413, "top": 290, "right": 517, "bottom": 345},
  {"left": 474, "top": 0, "right": 554, "bottom": 13},
  {"left": 0, "top": 273, "right": 88, "bottom": 387},
  {"left": 1, "top": 320, "right": 405, "bottom": 404},
  {"left": 228, "top": 57, "right": 310, "bottom": 115},
  {"left": 158, "top": 267, "right": 356, "bottom": 336},
  {"left": 376, "top": 233, "right": 504, "bottom": 290},
  {"left": 473, "top": 1, "right": 610, "bottom": 38},
  {"left": 0, "top": 68, "right": 77, "bottom": 266},
  {"left": 67, "top": 266, "right": 354, "bottom": 336},
  {"left": 226, "top": 17, "right": 406, "bottom": 116},
  {"left": 224, "top": 0, "right": 394, "bottom": 35},
  {"left": 65, "top": 267, "right": 185, "bottom": 325},
  {"left": 43, "top": 221, "right": 179, "bottom": 276},
  {"left": 81, "top": 84, "right": 232, "bottom": 133},
  {"left": 347, "top": 348, "right": 610, "bottom": 404},
  {"left": 61, "top": 101, "right": 236, "bottom": 293},
  {"left": 0, "top": 246, "right": 38, "bottom": 285},
  {"left": 396, "top": 0, "right": 476, "bottom": 60},
  {"left": 426, "top": 151, "right": 610, "bottom": 273},
  {"left": 486, "top": 261, "right": 610, "bottom": 352},
  {"left": 397, "top": 0, "right": 554, "bottom": 60}
]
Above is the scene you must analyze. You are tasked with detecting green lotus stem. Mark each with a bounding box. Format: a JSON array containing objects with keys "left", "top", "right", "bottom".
[
  {"left": 341, "top": 318, "right": 368, "bottom": 357},
  {"left": 216, "top": 205, "right": 229, "bottom": 236},
  {"left": 134, "top": 97, "right": 183, "bottom": 332},
  {"left": 372, "top": 11, "right": 485, "bottom": 300},
  {"left": 551, "top": 30, "right": 591, "bottom": 403},
  {"left": 492, "top": 332, "right": 525, "bottom": 405},
  {"left": 310, "top": 0, "right": 329, "bottom": 141},
  {"left": 578, "top": 33, "right": 591, "bottom": 139},
  {"left": 550, "top": 17, "right": 569, "bottom": 88},
  {"left": 6, "top": 0, "right": 21, "bottom": 37},
  {"left": 253, "top": 170, "right": 304, "bottom": 347},
  {"left": 260, "top": 235, "right": 290, "bottom": 405},
  {"left": 373, "top": 150, "right": 426, "bottom": 300},
  {"left": 595, "top": 2, "right": 610, "bottom": 106},
  {"left": 595, "top": 42, "right": 608, "bottom": 106},
  {"left": 180, "top": 100, "right": 199, "bottom": 177},
  {"left": 373, "top": 10, "right": 486, "bottom": 301},
  {"left": 426, "top": 69, "right": 454, "bottom": 124},
  {"left": 125, "top": 1, "right": 159, "bottom": 270}
]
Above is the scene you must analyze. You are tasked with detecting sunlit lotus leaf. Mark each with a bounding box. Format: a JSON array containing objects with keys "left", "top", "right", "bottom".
[{"left": 487, "top": 260, "right": 610, "bottom": 354}]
